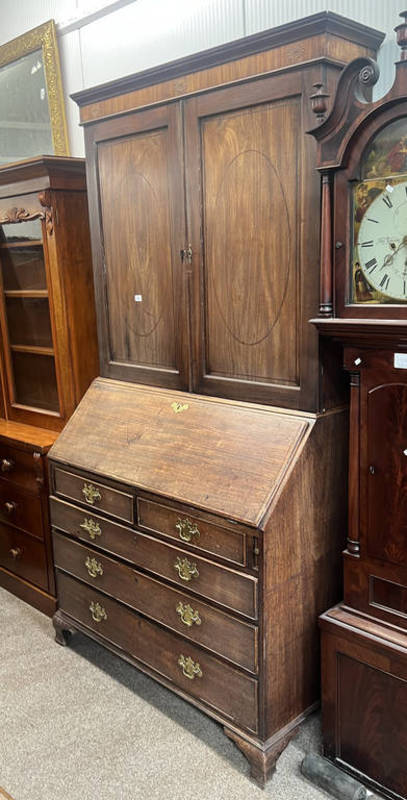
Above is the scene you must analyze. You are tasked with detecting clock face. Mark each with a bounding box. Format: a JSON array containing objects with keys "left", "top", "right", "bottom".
[{"left": 356, "top": 179, "right": 407, "bottom": 302}]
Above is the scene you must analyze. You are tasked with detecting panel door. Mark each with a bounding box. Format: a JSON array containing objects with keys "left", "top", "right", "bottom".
[
  {"left": 184, "top": 72, "right": 318, "bottom": 407},
  {"left": 365, "top": 380, "right": 407, "bottom": 566},
  {"left": 85, "top": 104, "right": 189, "bottom": 389}
]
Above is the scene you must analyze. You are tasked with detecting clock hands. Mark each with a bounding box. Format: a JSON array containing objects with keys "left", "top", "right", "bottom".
[{"left": 380, "top": 235, "right": 407, "bottom": 269}]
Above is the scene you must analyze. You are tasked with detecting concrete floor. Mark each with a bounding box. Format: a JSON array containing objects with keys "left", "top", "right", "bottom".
[{"left": 0, "top": 586, "right": 378, "bottom": 800}]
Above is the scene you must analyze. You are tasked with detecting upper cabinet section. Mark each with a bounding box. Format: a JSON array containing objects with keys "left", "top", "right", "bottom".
[
  {"left": 75, "top": 12, "right": 384, "bottom": 411},
  {"left": 0, "top": 157, "right": 99, "bottom": 431}
]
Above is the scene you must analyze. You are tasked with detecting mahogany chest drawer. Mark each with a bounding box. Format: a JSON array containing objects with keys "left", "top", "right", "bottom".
[
  {"left": 53, "top": 468, "right": 133, "bottom": 524},
  {"left": 137, "top": 497, "right": 248, "bottom": 566},
  {"left": 50, "top": 498, "right": 258, "bottom": 619},
  {"left": 0, "top": 479, "right": 43, "bottom": 538},
  {"left": 53, "top": 531, "right": 258, "bottom": 672},
  {"left": 0, "top": 443, "right": 41, "bottom": 493},
  {"left": 57, "top": 571, "right": 258, "bottom": 733},
  {"left": 0, "top": 521, "right": 48, "bottom": 590}
]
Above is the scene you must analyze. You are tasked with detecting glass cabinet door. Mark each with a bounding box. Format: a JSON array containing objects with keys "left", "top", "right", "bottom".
[{"left": 0, "top": 201, "right": 60, "bottom": 417}]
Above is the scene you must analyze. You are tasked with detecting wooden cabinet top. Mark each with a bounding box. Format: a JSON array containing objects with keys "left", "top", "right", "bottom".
[
  {"left": 0, "top": 156, "right": 86, "bottom": 194},
  {"left": 73, "top": 12, "right": 384, "bottom": 125},
  {"left": 49, "top": 378, "right": 314, "bottom": 526}
]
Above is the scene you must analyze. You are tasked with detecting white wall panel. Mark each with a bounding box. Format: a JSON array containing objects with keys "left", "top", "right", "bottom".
[
  {"left": 79, "top": 0, "right": 244, "bottom": 89},
  {"left": 58, "top": 30, "right": 86, "bottom": 157},
  {"left": 0, "top": 0, "right": 76, "bottom": 45}
]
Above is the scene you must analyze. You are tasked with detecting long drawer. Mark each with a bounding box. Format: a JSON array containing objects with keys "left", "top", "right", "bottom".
[
  {"left": 53, "top": 531, "right": 257, "bottom": 672},
  {"left": 50, "top": 497, "right": 258, "bottom": 619},
  {"left": 137, "top": 497, "right": 248, "bottom": 566},
  {"left": 0, "top": 521, "right": 48, "bottom": 590},
  {"left": 57, "top": 571, "right": 258, "bottom": 733},
  {"left": 53, "top": 467, "right": 133, "bottom": 523},
  {"left": 0, "top": 479, "right": 43, "bottom": 538}
]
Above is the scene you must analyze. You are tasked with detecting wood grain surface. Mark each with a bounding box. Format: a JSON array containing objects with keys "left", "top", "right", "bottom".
[{"left": 49, "top": 378, "right": 311, "bottom": 525}]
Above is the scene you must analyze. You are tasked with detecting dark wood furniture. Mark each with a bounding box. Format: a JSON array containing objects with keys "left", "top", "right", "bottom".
[
  {"left": 309, "top": 13, "right": 407, "bottom": 800},
  {"left": 0, "top": 156, "right": 99, "bottom": 614},
  {"left": 48, "top": 12, "right": 384, "bottom": 787},
  {"left": 50, "top": 379, "right": 347, "bottom": 786},
  {"left": 73, "top": 11, "right": 383, "bottom": 412}
]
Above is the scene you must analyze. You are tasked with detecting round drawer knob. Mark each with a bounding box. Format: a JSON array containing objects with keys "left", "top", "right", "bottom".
[
  {"left": 1, "top": 458, "right": 14, "bottom": 473},
  {"left": 4, "top": 501, "right": 17, "bottom": 514},
  {"left": 10, "top": 547, "right": 22, "bottom": 559}
]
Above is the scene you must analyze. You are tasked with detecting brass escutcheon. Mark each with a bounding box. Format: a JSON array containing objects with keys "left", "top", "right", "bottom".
[
  {"left": 171, "top": 401, "right": 189, "bottom": 414},
  {"left": 80, "top": 518, "right": 102, "bottom": 539},
  {"left": 174, "top": 556, "right": 199, "bottom": 582},
  {"left": 178, "top": 654, "right": 202, "bottom": 680},
  {"left": 82, "top": 482, "right": 102, "bottom": 505},
  {"left": 85, "top": 556, "right": 103, "bottom": 579},
  {"left": 89, "top": 601, "right": 107, "bottom": 623},
  {"left": 176, "top": 601, "right": 201, "bottom": 627},
  {"left": 176, "top": 517, "right": 200, "bottom": 543}
]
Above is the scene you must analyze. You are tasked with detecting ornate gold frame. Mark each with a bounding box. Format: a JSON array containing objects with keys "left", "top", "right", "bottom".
[{"left": 0, "top": 19, "right": 69, "bottom": 156}]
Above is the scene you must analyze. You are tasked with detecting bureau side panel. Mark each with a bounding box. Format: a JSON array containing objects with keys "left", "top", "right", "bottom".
[{"left": 261, "top": 408, "right": 348, "bottom": 737}]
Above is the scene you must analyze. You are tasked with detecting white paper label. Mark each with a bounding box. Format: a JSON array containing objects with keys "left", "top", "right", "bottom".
[
  {"left": 134, "top": 294, "right": 142, "bottom": 302},
  {"left": 394, "top": 353, "right": 407, "bottom": 369}
]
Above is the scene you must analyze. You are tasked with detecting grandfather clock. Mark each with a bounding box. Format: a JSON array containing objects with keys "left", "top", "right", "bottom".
[{"left": 310, "top": 12, "right": 407, "bottom": 800}]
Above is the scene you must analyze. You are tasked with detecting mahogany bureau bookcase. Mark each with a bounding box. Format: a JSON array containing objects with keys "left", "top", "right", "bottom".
[
  {"left": 48, "top": 12, "right": 384, "bottom": 786},
  {"left": 0, "top": 156, "right": 98, "bottom": 615}
]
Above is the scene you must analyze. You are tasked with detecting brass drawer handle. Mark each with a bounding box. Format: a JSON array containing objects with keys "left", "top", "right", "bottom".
[
  {"left": 4, "top": 501, "right": 17, "bottom": 514},
  {"left": 82, "top": 482, "right": 102, "bottom": 505},
  {"left": 85, "top": 556, "right": 103, "bottom": 579},
  {"left": 176, "top": 601, "right": 201, "bottom": 627},
  {"left": 10, "top": 547, "right": 22, "bottom": 559},
  {"left": 174, "top": 556, "right": 199, "bottom": 582},
  {"left": 89, "top": 601, "right": 107, "bottom": 623},
  {"left": 1, "top": 458, "right": 14, "bottom": 473},
  {"left": 80, "top": 517, "right": 102, "bottom": 539},
  {"left": 176, "top": 517, "right": 200, "bottom": 543},
  {"left": 178, "top": 654, "right": 202, "bottom": 680}
]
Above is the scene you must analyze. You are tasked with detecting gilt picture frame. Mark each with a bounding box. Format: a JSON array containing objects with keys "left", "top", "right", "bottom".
[{"left": 0, "top": 19, "right": 69, "bottom": 164}]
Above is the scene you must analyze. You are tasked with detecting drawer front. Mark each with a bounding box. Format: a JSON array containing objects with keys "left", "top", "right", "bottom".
[
  {"left": 0, "top": 443, "right": 41, "bottom": 493},
  {"left": 57, "top": 571, "right": 258, "bottom": 733},
  {"left": 50, "top": 497, "right": 258, "bottom": 619},
  {"left": 53, "top": 468, "right": 133, "bottom": 523},
  {"left": 0, "top": 522, "right": 48, "bottom": 590},
  {"left": 137, "top": 498, "right": 247, "bottom": 565},
  {"left": 53, "top": 531, "right": 257, "bottom": 672},
  {"left": 0, "top": 479, "right": 43, "bottom": 538}
]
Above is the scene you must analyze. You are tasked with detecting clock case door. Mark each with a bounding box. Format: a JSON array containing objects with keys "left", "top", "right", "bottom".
[
  {"left": 334, "top": 116, "right": 407, "bottom": 320},
  {"left": 311, "top": 54, "right": 407, "bottom": 320}
]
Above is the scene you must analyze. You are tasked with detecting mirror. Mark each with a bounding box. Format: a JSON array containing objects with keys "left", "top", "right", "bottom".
[{"left": 0, "top": 20, "right": 69, "bottom": 165}]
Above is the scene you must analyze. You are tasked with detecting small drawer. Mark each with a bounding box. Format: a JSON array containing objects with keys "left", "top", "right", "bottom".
[
  {"left": 0, "top": 443, "right": 42, "bottom": 493},
  {"left": 0, "top": 522, "right": 48, "bottom": 590},
  {"left": 53, "top": 467, "right": 133, "bottom": 524},
  {"left": 137, "top": 497, "right": 247, "bottom": 566},
  {"left": 57, "top": 571, "right": 258, "bottom": 733},
  {"left": 50, "top": 497, "right": 258, "bottom": 619},
  {"left": 0, "top": 479, "right": 43, "bottom": 538},
  {"left": 53, "top": 531, "right": 258, "bottom": 673}
]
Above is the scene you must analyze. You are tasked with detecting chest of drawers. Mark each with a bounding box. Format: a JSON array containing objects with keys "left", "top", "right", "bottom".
[
  {"left": 49, "top": 378, "right": 347, "bottom": 786},
  {"left": 0, "top": 420, "right": 58, "bottom": 614}
]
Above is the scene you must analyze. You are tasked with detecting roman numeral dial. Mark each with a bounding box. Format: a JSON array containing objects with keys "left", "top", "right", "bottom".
[{"left": 356, "top": 179, "right": 407, "bottom": 301}]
